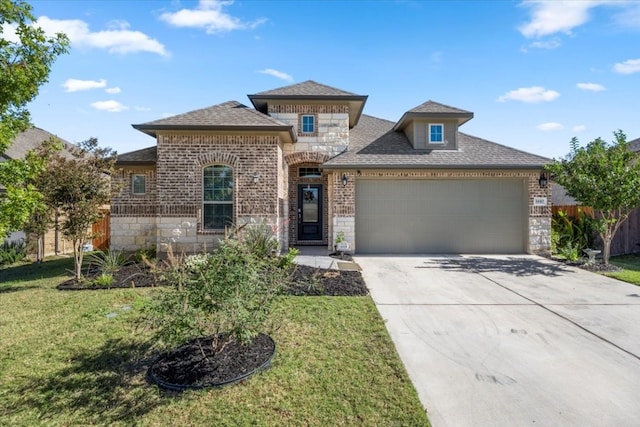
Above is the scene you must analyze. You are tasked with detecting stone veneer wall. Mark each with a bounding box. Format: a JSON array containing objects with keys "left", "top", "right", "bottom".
[
  {"left": 330, "top": 169, "right": 551, "bottom": 254},
  {"left": 268, "top": 104, "right": 349, "bottom": 158}
]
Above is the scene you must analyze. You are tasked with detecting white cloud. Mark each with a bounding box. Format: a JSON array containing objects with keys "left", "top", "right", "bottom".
[
  {"left": 258, "top": 69, "right": 293, "bottom": 82},
  {"left": 90, "top": 100, "right": 128, "bottom": 112},
  {"left": 613, "top": 3, "right": 640, "bottom": 29},
  {"left": 613, "top": 58, "right": 640, "bottom": 74},
  {"left": 572, "top": 125, "right": 587, "bottom": 132},
  {"left": 160, "top": 0, "right": 266, "bottom": 34},
  {"left": 518, "top": 0, "right": 600, "bottom": 38},
  {"left": 537, "top": 122, "right": 564, "bottom": 131},
  {"left": 36, "top": 16, "right": 168, "bottom": 56},
  {"left": 134, "top": 106, "right": 151, "bottom": 112},
  {"left": 62, "top": 78, "right": 107, "bottom": 92},
  {"left": 525, "top": 38, "right": 561, "bottom": 50},
  {"left": 105, "top": 87, "right": 121, "bottom": 94},
  {"left": 498, "top": 86, "right": 560, "bottom": 103},
  {"left": 576, "top": 82, "right": 606, "bottom": 91}
]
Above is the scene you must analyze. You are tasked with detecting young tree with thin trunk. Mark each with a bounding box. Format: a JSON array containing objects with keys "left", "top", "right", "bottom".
[
  {"left": 38, "top": 138, "right": 117, "bottom": 280},
  {"left": 547, "top": 130, "right": 640, "bottom": 265},
  {"left": 0, "top": 0, "right": 69, "bottom": 237}
]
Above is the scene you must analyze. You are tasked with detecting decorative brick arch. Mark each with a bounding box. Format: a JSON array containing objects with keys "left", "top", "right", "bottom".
[
  {"left": 197, "top": 152, "right": 240, "bottom": 168},
  {"left": 284, "top": 151, "right": 330, "bottom": 166}
]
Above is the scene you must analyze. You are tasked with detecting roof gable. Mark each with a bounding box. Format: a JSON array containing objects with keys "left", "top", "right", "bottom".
[
  {"left": 394, "top": 100, "right": 474, "bottom": 131},
  {"left": 252, "top": 80, "right": 358, "bottom": 97},
  {"left": 248, "top": 80, "right": 368, "bottom": 128}
]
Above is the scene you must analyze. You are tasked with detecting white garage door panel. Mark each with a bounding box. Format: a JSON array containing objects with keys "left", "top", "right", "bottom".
[{"left": 356, "top": 179, "right": 525, "bottom": 254}]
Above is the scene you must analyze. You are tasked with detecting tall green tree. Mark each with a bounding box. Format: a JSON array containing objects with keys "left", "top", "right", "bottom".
[
  {"left": 547, "top": 130, "right": 640, "bottom": 264},
  {"left": 38, "top": 138, "right": 117, "bottom": 280},
  {"left": 0, "top": 0, "right": 69, "bottom": 237}
]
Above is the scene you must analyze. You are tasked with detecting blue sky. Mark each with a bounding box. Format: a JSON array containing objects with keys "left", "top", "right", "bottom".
[{"left": 14, "top": 0, "right": 640, "bottom": 159}]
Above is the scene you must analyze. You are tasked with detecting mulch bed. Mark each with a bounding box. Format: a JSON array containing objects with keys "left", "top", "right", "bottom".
[
  {"left": 56, "top": 261, "right": 369, "bottom": 296},
  {"left": 148, "top": 333, "right": 275, "bottom": 391},
  {"left": 56, "top": 263, "right": 159, "bottom": 291},
  {"left": 289, "top": 264, "right": 368, "bottom": 296},
  {"left": 549, "top": 256, "right": 623, "bottom": 273}
]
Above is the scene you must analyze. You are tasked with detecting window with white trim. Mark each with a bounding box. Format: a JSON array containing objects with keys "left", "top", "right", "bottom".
[
  {"left": 429, "top": 124, "right": 444, "bottom": 143},
  {"left": 132, "top": 174, "right": 146, "bottom": 195},
  {"left": 203, "top": 165, "right": 233, "bottom": 230},
  {"left": 301, "top": 115, "right": 315, "bottom": 133}
]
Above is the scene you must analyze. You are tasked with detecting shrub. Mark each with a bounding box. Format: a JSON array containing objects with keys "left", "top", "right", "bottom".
[
  {"left": 552, "top": 209, "right": 596, "bottom": 260},
  {"left": 145, "top": 224, "right": 296, "bottom": 353},
  {"left": 0, "top": 240, "right": 28, "bottom": 266},
  {"left": 86, "top": 249, "right": 129, "bottom": 276}
]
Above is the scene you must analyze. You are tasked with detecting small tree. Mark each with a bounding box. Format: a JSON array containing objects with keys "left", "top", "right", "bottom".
[
  {"left": 547, "top": 130, "right": 640, "bottom": 264},
  {"left": 0, "top": 0, "right": 69, "bottom": 237},
  {"left": 38, "top": 138, "right": 117, "bottom": 279}
]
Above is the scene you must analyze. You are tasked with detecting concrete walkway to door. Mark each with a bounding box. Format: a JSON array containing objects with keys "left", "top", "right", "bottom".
[{"left": 356, "top": 255, "right": 640, "bottom": 427}]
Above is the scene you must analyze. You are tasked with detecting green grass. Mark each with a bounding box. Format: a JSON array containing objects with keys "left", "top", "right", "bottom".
[
  {"left": 607, "top": 253, "right": 640, "bottom": 286},
  {"left": 0, "top": 257, "right": 429, "bottom": 426}
]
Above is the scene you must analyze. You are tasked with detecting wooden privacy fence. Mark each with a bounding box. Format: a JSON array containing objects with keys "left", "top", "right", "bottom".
[
  {"left": 92, "top": 211, "right": 110, "bottom": 250},
  {"left": 552, "top": 205, "right": 640, "bottom": 256}
]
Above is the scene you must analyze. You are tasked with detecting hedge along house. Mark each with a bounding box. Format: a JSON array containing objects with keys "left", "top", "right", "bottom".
[{"left": 111, "top": 81, "right": 551, "bottom": 255}]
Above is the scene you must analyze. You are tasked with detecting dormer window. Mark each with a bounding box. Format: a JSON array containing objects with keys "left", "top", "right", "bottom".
[
  {"left": 301, "top": 115, "right": 315, "bottom": 134},
  {"left": 429, "top": 124, "right": 444, "bottom": 144}
]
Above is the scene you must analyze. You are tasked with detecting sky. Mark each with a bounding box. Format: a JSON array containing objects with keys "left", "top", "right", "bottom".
[{"left": 10, "top": 0, "right": 640, "bottom": 160}]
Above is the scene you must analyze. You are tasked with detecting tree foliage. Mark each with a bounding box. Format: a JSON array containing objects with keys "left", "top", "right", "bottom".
[
  {"left": 0, "top": 0, "right": 69, "bottom": 237},
  {"left": 37, "top": 138, "right": 118, "bottom": 279},
  {"left": 546, "top": 130, "right": 640, "bottom": 264}
]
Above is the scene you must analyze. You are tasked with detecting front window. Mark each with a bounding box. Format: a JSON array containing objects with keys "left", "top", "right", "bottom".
[
  {"left": 429, "top": 124, "right": 444, "bottom": 143},
  {"left": 132, "top": 174, "right": 146, "bottom": 194},
  {"left": 203, "top": 165, "right": 233, "bottom": 230},
  {"left": 299, "top": 167, "right": 321, "bottom": 178},
  {"left": 301, "top": 115, "right": 315, "bottom": 133}
]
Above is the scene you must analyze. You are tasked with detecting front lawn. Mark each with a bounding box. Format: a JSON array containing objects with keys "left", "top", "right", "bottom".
[
  {"left": 606, "top": 253, "right": 640, "bottom": 286},
  {"left": 0, "top": 257, "right": 429, "bottom": 426}
]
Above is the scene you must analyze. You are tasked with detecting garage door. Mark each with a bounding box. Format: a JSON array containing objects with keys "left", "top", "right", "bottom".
[{"left": 355, "top": 179, "right": 526, "bottom": 254}]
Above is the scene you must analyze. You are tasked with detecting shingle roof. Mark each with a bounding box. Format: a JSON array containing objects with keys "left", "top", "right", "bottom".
[
  {"left": 552, "top": 183, "right": 578, "bottom": 206},
  {"left": 115, "top": 146, "right": 157, "bottom": 165},
  {"left": 408, "top": 100, "right": 472, "bottom": 115},
  {"left": 323, "top": 114, "right": 550, "bottom": 169},
  {"left": 629, "top": 137, "right": 640, "bottom": 152},
  {"left": 3, "top": 127, "right": 74, "bottom": 160},
  {"left": 135, "top": 100, "right": 290, "bottom": 129},
  {"left": 248, "top": 80, "right": 368, "bottom": 128},
  {"left": 252, "top": 80, "right": 359, "bottom": 97}
]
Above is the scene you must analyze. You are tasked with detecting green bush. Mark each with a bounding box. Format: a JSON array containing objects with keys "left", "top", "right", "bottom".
[
  {"left": 86, "top": 249, "right": 129, "bottom": 276},
  {"left": 0, "top": 240, "right": 28, "bottom": 266},
  {"left": 145, "top": 225, "right": 296, "bottom": 353},
  {"left": 552, "top": 209, "right": 596, "bottom": 260}
]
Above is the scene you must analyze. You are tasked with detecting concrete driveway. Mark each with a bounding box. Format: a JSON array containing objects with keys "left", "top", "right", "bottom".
[{"left": 356, "top": 255, "right": 640, "bottom": 427}]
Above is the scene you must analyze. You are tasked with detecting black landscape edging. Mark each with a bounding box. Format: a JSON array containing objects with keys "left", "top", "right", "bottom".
[{"left": 147, "top": 334, "right": 276, "bottom": 392}]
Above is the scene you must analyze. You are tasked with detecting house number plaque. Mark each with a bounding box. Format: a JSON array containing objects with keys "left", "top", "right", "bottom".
[{"left": 533, "top": 197, "right": 547, "bottom": 206}]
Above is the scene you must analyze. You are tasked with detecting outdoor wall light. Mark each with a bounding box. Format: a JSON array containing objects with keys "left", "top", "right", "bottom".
[
  {"left": 538, "top": 172, "right": 548, "bottom": 188},
  {"left": 341, "top": 173, "right": 348, "bottom": 187},
  {"left": 252, "top": 173, "right": 260, "bottom": 184}
]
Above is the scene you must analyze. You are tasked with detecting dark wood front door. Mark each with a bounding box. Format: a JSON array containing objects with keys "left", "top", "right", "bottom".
[{"left": 298, "top": 184, "right": 323, "bottom": 241}]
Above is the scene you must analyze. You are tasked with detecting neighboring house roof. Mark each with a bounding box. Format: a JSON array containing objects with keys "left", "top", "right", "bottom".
[
  {"left": 629, "top": 137, "right": 640, "bottom": 152},
  {"left": 2, "top": 127, "right": 74, "bottom": 160},
  {"left": 115, "top": 146, "right": 157, "bottom": 165},
  {"left": 552, "top": 182, "right": 578, "bottom": 206},
  {"left": 248, "top": 80, "right": 368, "bottom": 128},
  {"left": 323, "top": 114, "right": 550, "bottom": 169},
  {"left": 132, "top": 100, "right": 296, "bottom": 143},
  {"left": 394, "top": 100, "right": 474, "bottom": 131}
]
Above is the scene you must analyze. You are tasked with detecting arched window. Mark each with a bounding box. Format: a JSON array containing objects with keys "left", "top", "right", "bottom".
[{"left": 203, "top": 165, "right": 233, "bottom": 230}]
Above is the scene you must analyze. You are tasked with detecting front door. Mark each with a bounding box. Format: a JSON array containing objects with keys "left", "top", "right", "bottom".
[{"left": 298, "top": 184, "right": 323, "bottom": 241}]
